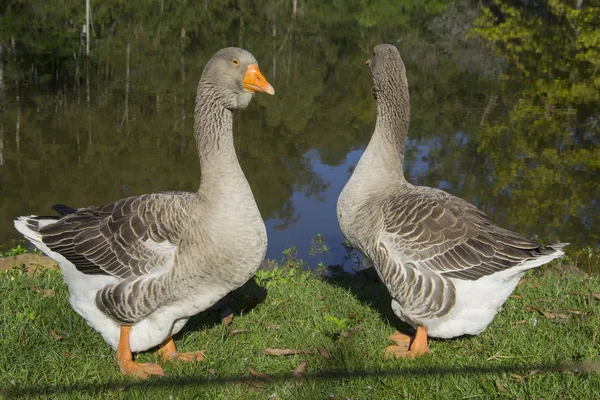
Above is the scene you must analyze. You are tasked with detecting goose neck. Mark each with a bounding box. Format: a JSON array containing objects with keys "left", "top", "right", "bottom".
[{"left": 194, "top": 86, "right": 244, "bottom": 191}]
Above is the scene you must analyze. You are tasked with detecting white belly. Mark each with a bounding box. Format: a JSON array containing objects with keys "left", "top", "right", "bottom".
[{"left": 421, "top": 269, "right": 524, "bottom": 338}]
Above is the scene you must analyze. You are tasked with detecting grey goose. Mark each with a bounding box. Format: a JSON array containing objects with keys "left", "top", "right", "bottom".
[
  {"left": 15, "top": 47, "right": 274, "bottom": 378},
  {"left": 337, "top": 44, "right": 566, "bottom": 358}
]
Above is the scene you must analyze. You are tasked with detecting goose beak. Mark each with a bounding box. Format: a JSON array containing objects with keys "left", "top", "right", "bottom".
[
  {"left": 365, "top": 58, "right": 371, "bottom": 67},
  {"left": 243, "top": 65, "right": 275, "bottom": 95}
]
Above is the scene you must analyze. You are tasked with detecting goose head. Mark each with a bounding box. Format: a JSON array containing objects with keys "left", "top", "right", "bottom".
[
  {"left": 366, "top": 44, "right": 407, "bottom": 102},
  {"left": 200, "top": 47, "right": 275, "bottom": 110}
]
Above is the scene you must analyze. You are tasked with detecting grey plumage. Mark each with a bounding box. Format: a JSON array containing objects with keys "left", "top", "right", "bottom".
[
  {"left": 337, "top": 44, "right": 565, "bottom": 338},
  {"left": 15, "top": 47, "right": 273, "bottom": 346}
]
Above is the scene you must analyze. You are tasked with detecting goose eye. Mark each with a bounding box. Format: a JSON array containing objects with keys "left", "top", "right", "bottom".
[{"left": 232, "top": 59, "right": 240, "bottom": 66}]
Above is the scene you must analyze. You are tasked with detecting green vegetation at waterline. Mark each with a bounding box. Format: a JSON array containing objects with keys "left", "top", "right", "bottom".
[{"left": 1, "top": 248, "right": 599, "bottom": 399}]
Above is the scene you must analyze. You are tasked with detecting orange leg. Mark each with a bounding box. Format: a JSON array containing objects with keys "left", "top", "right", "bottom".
[
  {"left": 116, "top": 325, "right": 165, "bottom": 379},
  {"left": 156, "top": 336, "right": 205, "bottom": 363},
  {"left": 384, "top": 326, "right": 431, "bottom": 359}
]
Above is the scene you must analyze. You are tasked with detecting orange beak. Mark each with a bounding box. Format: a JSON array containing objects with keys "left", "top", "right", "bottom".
[
  {"left": 365, "top": 58, "right": 371, "bottom": 66},
  {"left": 243, "top": 64, "right": 275, "bottom": 95}
]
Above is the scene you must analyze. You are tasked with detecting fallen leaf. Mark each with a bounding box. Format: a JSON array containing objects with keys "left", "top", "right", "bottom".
[
  {"left": 292, "top": 360, "right": 308, "bottom": 380},
  {"left": 30, "top": 287, "right": 55, "bottom": 297},
  {"left": 511, "top": 374, "right": 524, "bottom": 382},
  {"left": 315, "top": 293, "right": 324, "bottom": 300},
  {"left": 260, "top": 348, "right": 317, "bottom": 356},
  {"left": 565, "top": 309, "right": 585, "bottom": 315},
  {"left": 315, "top": 347, "right": 331, "bottom": 359},
  {"left": 523, "top": 306, "right": 569, "bottom": 319},
  {"left": 348, "top": 313, "right": 357, "bottom": 319},
  {"left": 264, "top": 322, "right": 281, "bottom": 330},
  {"left": 340, "top": 324, "right": 363, "bottom": 338},
  {"left": 509, "top": 294, "right": 522, "bottom": 299},
  {"left": 222, "top": 312, "right": 234, "bottom": 327},
  {"left": 248, "top": 366, "right": 272, "bottom": 381},
  {"left": 50, "top": 330, "right": 63, "bottom": 341},
  {"left": 227, "top": 329, "right": 248, "bottom": 337},
  {"left": 568, "top": 291, "right": 600, "bottom": 301},
  {"left": 495, "top": 378, "right": 506, "bottom": 392},
  {"left": 271, "top": 296, "right": 292, "bottom": 307},
  {"left": 544, "top": 311, "right": 569, "bottom": 319}
]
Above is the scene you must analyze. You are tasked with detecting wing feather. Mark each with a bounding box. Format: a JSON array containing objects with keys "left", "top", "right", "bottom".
[
  {"left": 379, "top": 188, "right": 546, "bottom": 281},
  {"left": 38, "top": 192, "right": 191, "bottom": 279}
]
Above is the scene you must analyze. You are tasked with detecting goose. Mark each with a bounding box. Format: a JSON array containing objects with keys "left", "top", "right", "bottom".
[
  {"left": 14, "top": 47, "right": 275, "bottom": 378},
  {"left": 337, "top": 44, "right": 566, "bottom": 358}
]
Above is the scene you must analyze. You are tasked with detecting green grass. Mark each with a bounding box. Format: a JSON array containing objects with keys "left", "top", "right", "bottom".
[{"left": 1, "top": 255, "right": 599, "bottom": 399}]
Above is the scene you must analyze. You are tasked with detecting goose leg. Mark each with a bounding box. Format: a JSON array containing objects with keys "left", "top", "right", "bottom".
[
  {"left": 384, "top": 326, "right": 431, "bottom": 359},
  {"left": 156, "top": 337, "right": 205, "bottom": 362},
  {"left": 116, "top": 325, "right": 165, "bottom": 379}
]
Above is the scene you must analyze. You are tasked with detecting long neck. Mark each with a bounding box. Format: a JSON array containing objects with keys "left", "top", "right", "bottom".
[
  {"left": 194, "top": 84, "right": 247, "bottom": 194},
  {"left": 352, "top": 78, "right": 411, "bottom": 186}
]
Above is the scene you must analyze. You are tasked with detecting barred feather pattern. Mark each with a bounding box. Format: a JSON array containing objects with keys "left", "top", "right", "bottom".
[
  {"left": 337, "top": 44, "right": 565, "bottom": 335},
  {"left": 15, "top": 48, "right": 269, "bottom": 333}
]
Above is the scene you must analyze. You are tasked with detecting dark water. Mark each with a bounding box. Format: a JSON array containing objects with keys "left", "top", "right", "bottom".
[{"left": 0, "top": 1, "right": 598, "bottom": 270}]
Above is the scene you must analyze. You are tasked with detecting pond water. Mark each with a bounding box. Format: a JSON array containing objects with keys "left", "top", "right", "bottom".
[{"left": 0, "top": 1, "right": 598, "bottom": 270}]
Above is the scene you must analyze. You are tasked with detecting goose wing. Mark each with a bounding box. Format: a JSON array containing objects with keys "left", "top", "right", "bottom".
[
  {"left": 379, "top": 188, "right": 547, "bottom": 281},
  {"left": 33, "top": 192, "right": 192, "bottom": 279}
]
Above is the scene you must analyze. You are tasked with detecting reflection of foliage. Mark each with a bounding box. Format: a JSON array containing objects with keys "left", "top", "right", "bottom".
[
  {"left": 470, "top": 0, "right": 600, "bottom": 246},
  {"left": 0, "top": 0, "right": 454, "bottom": 245},
  {"left": 1, "top": 0, "right": 597, "bottom": 253}
]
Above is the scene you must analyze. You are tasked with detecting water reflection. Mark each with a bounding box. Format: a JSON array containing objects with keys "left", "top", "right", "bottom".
[{"left": 0, "top": 1, "right": 598, "bottom": 269}]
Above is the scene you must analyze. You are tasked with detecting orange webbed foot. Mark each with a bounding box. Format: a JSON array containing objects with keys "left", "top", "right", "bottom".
[
  {"left": 156, "top": 337, "right": 205, "bottom": 363},
  {"left": 384, "top": 327, "right": 431, "bottom": 359},
  {"left": 116, "top": 325, "right": 165, "bottom": 379},
  {"left": 118, "top": 359, "right": 166, "bottom": 379}
]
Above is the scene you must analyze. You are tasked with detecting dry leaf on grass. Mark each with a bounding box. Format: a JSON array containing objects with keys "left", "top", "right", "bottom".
[
  {"left": 315, "top": 347, "right": 331, "bottom": 359},
  {"left": 292, "top": 360, "right": 309, "bottom": 380},
  {"left": 30, "top": 287, "right": 55, "bottom": 297},
  {"left": 517, "top": 279, "right": 539, "bottom": 288},
  {"left": 565, "top": 309, "right": 586, "bottom": 315},
  {"left": 248, "top": 366, "right": 272, "bottom": 381},
  {"left": 315, "top": 293, "right": 324, "bottom": 300},
  {"left": 568, "top": 291, "right": 600, "bottom": 301},
  {"left": 495, "top": 379, "right": 506, "bottom": 392},
  {"left": 511, "top": 373, "right": 524, "bottom": 382},
  {"left": 260, "top": 348, "right": 317, "bottom": 356},
  {"left": 509, "top": 294, "right": 522, "bottom": 299},
  {"left": 222, "top": 312, "right": 234, "bottom": 326},
  {"left": 260, "top": 347, "right": 331, "bottom": 358},
  {"left": 523, "top": 306, "right": 569, "bottom": 319},
  {"left": 340, "top": 324, "right": 363, "bottom": 338},
  {"left": 50, "top": 330, "right": 63, "bottom": 341},
  {"left": 227, "top": 329, "right": 248, "bottom": 337}
]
